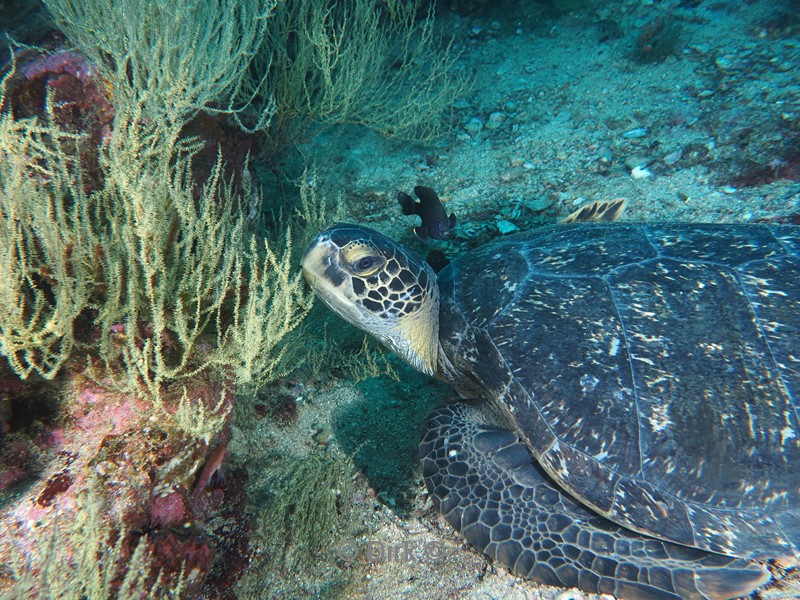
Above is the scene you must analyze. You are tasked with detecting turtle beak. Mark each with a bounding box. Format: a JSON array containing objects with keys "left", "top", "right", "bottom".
[
  {"left": 301, "top": 237, "right": 324, "bottom": 289},
  {"left": 301, "top": 231, "right": 342, "bottom": 290},
  {"left": 301, "top": 231, "right": 365, "bottom": 328}
]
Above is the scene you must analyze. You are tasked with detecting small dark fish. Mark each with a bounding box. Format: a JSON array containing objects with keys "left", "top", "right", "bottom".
[{"left": 398, "top": 185, "right": 457, "bottom": 241}]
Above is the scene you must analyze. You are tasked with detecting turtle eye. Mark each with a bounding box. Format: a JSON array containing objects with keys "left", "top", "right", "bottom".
[
  {"left": 342, "top": 243, "right": 385, "bottom": 276},
  {"left": 355, "top": 256, "right": 377, "bottom": 271},
  {"left": 351, "top": 255, "right": 384, "bottom": 275}
]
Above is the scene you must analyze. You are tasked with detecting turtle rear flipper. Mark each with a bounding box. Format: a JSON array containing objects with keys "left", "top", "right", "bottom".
[{"left": 420, "top": 404, "right": 771, "bottom": 600}]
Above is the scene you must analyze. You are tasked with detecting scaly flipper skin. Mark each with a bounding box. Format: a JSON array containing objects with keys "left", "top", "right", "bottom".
[{"left": 420, "top": 404, "right": 771, "bottom": 600}]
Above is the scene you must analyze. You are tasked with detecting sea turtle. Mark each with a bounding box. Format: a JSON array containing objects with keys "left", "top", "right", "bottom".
[{"left": 301, "top": 221, "right": 800, "bottom": 599}]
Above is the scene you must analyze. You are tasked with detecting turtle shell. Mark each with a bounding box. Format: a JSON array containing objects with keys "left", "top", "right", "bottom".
[{"left": 436, "top": 222, "right": 800, "bottom": 559}]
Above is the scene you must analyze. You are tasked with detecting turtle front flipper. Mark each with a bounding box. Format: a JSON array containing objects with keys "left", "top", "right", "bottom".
[{"left": 420, "top": 404, "right": 771, "bottom": 600}]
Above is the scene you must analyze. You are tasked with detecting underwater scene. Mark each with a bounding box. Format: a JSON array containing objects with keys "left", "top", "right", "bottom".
[{"left": 0, "top": 0, "right": 799, "bottom": 598}]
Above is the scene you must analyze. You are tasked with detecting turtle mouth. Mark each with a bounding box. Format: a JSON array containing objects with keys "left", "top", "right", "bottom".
[
  {"left": 302, "top": 233, "right": 345, "bottom": 290},
  {"left": 301, "top": 234, "right": 365, "bottom": 324},
  {"left": 300, "top": 243, "right": 321, "bottom": 289}
]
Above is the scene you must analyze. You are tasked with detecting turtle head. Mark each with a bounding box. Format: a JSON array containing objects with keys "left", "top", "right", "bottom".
[{"left": 302, "top": 224, "right": 440, "bottom": 377}]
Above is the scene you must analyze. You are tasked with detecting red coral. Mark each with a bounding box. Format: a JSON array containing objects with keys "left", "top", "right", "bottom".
[
  {"left": 148, "top": 529, "right": 213, "bottom": 596},
  {"left": 36, "top": 471, "right": 73, "bottom": 507},
  {"left": 150, "top": 491, "right": 189, "bottom": 528}
]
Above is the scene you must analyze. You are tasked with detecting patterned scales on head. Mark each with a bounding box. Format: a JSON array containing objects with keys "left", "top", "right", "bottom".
[{"left": 302, "top": 221, "right": 800, "bottom": 600}]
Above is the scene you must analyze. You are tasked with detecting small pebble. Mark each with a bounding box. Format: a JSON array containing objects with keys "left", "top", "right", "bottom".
[
  {"left": 623, "top": 127, "right": 648, "bottom": 138},
  {"left": 485, "top": 111, "right": 506, "bottom": 129},
  {"left": 527, "top": 194, "right": 555, "bottom": 212},
  {"left": 625, "top": 156, "right": 649, "bottom": 170},
  {"left": 596, "top": 146, "right": 613, "bottom": 163},
  {"left": 499, "top": 168, "right": 524, "bottom": 182},
  {"left": 663, "top": 149, "right": 682, "bottom": 165},
  {"left": 464, "top": 117, "right": 483, "bottom": 138},
  {"left": 715, "top": 54, "right": 737, "bottom": 70},
  {"left": 554, "top": 110, "right": 572, "bottom": 123},
  {"left": 556, "top": 591, "right": 588, "bottom": 600},
  {"left": 496, "top": 219, "right": 519, "bottom": 235}
]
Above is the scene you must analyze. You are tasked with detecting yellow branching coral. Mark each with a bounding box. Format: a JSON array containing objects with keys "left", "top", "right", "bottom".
[
  {"left": 0, "top": 67, "right": 98, "bottom": 379},
  {"left": 0, "top": 0, "right": 466, "bottom": 439},
  {"left": 43, "top": 0, "right": 278, "bottom": 134},
  {"left": 255, "top": 0, "right": 470, "bottom": 152},
  {"left": 0, "top": 1, "right": 312, "bottom": 445}
]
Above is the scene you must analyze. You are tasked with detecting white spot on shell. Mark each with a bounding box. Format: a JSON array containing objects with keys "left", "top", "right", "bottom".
[
  {"left": 780, "top": 426, "right": 796, "bottom": 446},
  {"left": 648, "top": 402, "right": 672, "bottom": 433},
  {"left": 580, "top": 374, "right": 599, "bottom": 393}
]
